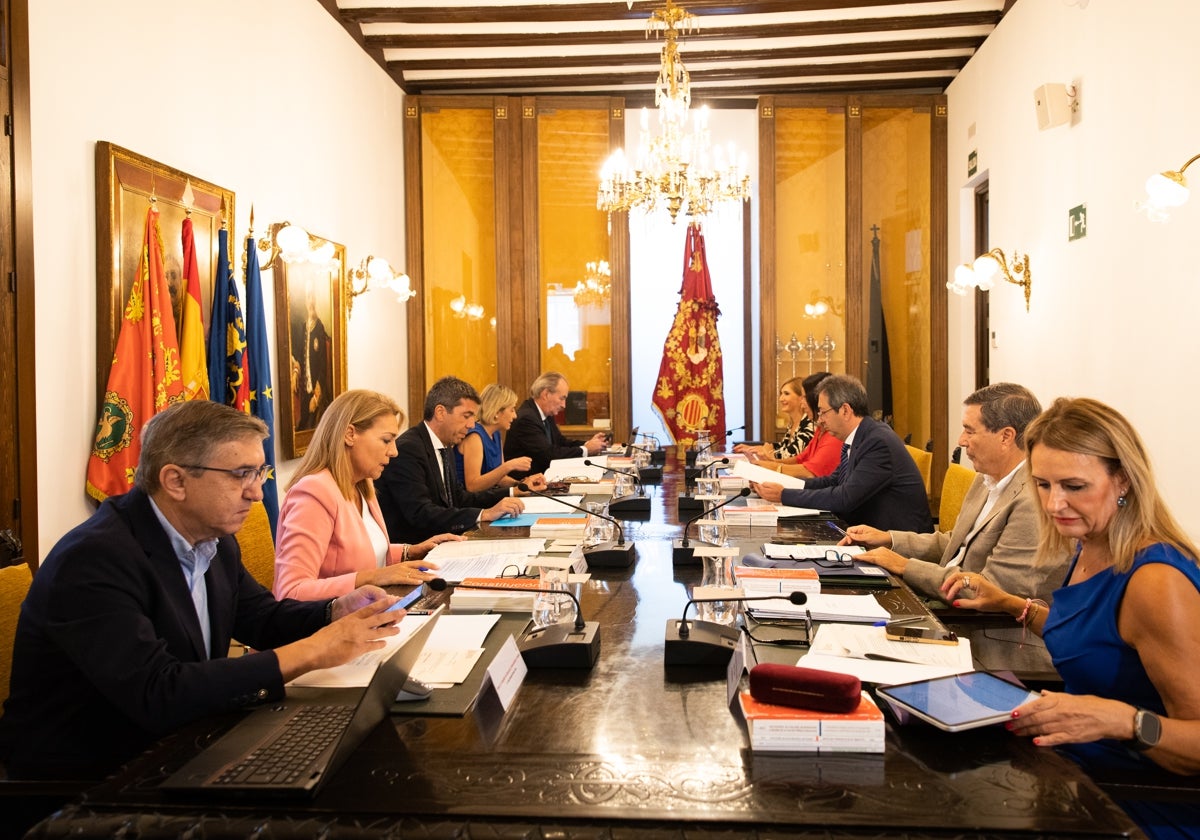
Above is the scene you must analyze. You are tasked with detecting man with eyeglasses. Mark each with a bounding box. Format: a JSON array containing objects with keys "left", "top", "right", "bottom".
[
  {"left": 0, "top": 401, "right": 404, "bottom": 780},
  {"left": 751, "top": 374, "right": 932, "bottom": 533},
  {"left": 837, "top": 383, "right": 1068, "bottom": 672}
]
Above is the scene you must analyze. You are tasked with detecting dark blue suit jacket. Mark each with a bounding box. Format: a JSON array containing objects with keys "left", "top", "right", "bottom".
[
  {"left": 376, "top": 422, "right": 506, "bottom": 543},
  {"left": 503, "top": 398, "right": 584, "bottom": 477},
  {"left": 0, "top": 489, "right": 326, "bottom": 780},
  {"left": 781, "top": 416, "right": 933, "bottom": 532}
]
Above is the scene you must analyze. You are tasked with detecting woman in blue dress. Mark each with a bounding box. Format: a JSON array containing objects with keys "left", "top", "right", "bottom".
[
  {"left": 944, "top": 397, "right": 1200, "bottom": 839},
  {"left": 456, "top": 383, "right": 546, "bottom": 492}
]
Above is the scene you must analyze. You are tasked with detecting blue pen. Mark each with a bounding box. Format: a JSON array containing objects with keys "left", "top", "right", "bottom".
[{"left": 826, "top": 520, "right": 849, "bottom": 538}]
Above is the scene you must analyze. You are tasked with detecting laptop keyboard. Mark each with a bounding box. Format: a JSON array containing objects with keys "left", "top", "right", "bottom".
[{"left": 214, "top": 704, "right": 355, "bottom": 786}]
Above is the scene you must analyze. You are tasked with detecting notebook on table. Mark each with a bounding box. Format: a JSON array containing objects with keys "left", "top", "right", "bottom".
[{"left": 161, "top": 607, "right": 442, "bottom": 797}]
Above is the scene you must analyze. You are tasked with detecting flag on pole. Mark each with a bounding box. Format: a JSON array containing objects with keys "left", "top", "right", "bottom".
[
  {"left": 178, "top": 216, "right": 209, "bottom": 400},
  {"left": 243, "top": 231, "right": 279, "bottom": 536},
  {"left": 651, "top": 222, "right": 726, "bottom": 446},
  {"left": 86, "top": 204, "right": 185, "bottom": 501},
  {"left": 207, "top": 226, "right": 250, "bottom": 410}
]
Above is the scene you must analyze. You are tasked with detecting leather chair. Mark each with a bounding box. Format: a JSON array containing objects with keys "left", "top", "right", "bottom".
[
  {"left": 0, "top": 562, "right": 33, "bottom": 705},
  {"left": 903, "top": 444, "right": 933, "bottom": 497},
  {"left": 234, "top": 501, "right": 275, "bottom": 590},
  {"left": 938, "top": 463, "right": 977, "bottom": 533}
]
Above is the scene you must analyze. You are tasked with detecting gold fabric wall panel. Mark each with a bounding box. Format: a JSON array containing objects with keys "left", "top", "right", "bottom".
[
  {"left": 421, "top": 108, "right": 497, "bottom": 391},
  {"left": 861, "top": 107, "right": 931, "bottom": 442}
]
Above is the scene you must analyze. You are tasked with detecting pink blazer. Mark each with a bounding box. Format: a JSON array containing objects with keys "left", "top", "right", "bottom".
[{"left": 273, "top": 470, "right": 402, "bottom": 601}]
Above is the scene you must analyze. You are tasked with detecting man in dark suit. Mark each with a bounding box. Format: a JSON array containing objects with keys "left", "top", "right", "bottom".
[
  {"left": 377, "top": 376, "right": 525, "bottom": 543},
  {"left": 0, "top": 401, "right": 401, "bottom": 780},
  {"left": 752, "top": 374, "right": 933, "bottom": 532},
  {"left": 504, "top": 371, "right": 609, "bottom": 476}
]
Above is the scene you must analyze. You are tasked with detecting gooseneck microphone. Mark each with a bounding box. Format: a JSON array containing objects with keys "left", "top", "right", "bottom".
[
  {"left": 516, "top": 482, "right": 636, "bottom": 568},
  {"left": 582, "top": 459, "right": 650, "bottom": 514},
  {"left": 673, "top": 487, "right": 750, "bottom": 565},
  {"left": 427, "top": 577, "right": 601, "bottom": 668},
  {"left": 665, "top": 590, "right": 808, "bottom": 666},
  {"left": 678, "top": 457, "right": 730, "bottom": 513},
  {"left": 624, "top": 444, "right": 665, "bottom": 484},
  {"left": 699, "top": 457, "right": 730, "bottom": 476}
]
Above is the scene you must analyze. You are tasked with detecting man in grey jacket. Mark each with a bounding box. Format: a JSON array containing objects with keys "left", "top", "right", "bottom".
[{"left": 841, "top": 383, "right": 1068, "bottom": 672}]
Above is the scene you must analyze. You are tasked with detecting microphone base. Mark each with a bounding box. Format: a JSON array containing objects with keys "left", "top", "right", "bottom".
[
  {"left": 584, "top": 540, "right": 637, "bottom": 568},
  {"left": 683, "top": 465, "right": 705, "bottom": 485},
  {"left": 649, "top": 449, "right": 666, "bottom": 467},
  {"left": 518, "top": 621, "right": 601, "bottom": 668},
  {"left": 685, "top": 450, "right": 699, "bottom": 468},
  {"left": 664, "top": 619, "right": 740, "bottom": 666},
  {"left": 637, "top": 466, "right": 663, "bottom": 485},
  {"left": 671, "top": 538, "right": 698, "bottom": 565},
  {"left": 608, "top": 493, "right": 650, "bottom": 514},
  {"left": 677, "top": 494, "right": 704, "bottom": 512}
]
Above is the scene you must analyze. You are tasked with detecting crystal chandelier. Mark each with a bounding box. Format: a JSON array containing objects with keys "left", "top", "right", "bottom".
[
  {"left": 597, "top": 0, "right": 750, "bottom": 224},
  {"left": 573, "top": 260, "right": 612, "bottom": 308}
]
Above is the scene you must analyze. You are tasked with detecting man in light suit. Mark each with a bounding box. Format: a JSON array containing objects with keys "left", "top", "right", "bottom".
[
  {"left": 0, "top": 401, "right": 401, "bottom": 780},
  {"left": 752, "top": 374, "right": 933, "bottom": 532},
  {"left": 841, "top": 382, "right": 1069, "bottom": 672},
  {"left": 377, "top": 376, "right": 524, "bottom": 543},
  {"left": 504, "top": 371, "right": 608, "bottom": 477}
]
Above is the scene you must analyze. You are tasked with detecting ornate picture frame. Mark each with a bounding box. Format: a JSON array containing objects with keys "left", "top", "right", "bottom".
[
  {"left": 270, "top": 223, "right": 348, "bottom": 459},
  {"left": 94, "top": 142, "right": 235, "bottom": 404}
]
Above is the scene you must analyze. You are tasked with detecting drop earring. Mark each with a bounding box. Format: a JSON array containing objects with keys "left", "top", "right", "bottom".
[{"left": 1117, "top": 494, "right": 1127, "bottom": 508}]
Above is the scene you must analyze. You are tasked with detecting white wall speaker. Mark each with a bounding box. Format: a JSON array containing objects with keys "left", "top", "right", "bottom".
[{"left": 1034, "top": 83, "right": 1073, "bottom": 130}]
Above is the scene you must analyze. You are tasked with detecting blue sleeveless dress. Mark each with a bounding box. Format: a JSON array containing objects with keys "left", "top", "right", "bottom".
[
  {"left": 1043, "top": 542, "right": 1200, "bottom": 839},
  {"left": 455, "top": 424, "right": 504, "bottom": 485}
]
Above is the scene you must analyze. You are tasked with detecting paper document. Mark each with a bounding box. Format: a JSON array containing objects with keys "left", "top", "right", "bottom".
[
  {"left": 810, "top": 623, "right": 972, "bottom": 669},
  {"left": 732, "top": 459, "right": 808, "bottom": 489},
  {"left": 795, "top": 652, "right": 971, "bottom": 686},
  {"left": 289, "top": 614, "right": 431, "bottom": 688},
  {"left": 763, "top": 543, "right": 865, "bottom": 559},
  {"left": 545, "top": 457, "right": 606, "bottom": 482},
  {"left": 519, "top": 495, "right": 584, "bottom": 513},
  {"left": 747, "top": 593, "right": 889, "bottom": 623},
  {"left": 411, "top": 648, "right": 484, "bottom": 687},
  {"left": 425, "top": 538, "right": 544, "bottom": 581}
]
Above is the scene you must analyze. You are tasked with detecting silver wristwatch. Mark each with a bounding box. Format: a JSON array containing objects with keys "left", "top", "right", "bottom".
[{"left": 1129, "top": 708, "right": 1162, "bottom": 751}]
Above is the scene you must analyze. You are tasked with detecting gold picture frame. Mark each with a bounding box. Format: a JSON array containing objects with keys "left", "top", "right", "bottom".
[
  {"left": 270, "top": 223, "right": 348, "bottom": 459},
  {"left": 94, "top": 142, "right": 236, "bottom": 404}
]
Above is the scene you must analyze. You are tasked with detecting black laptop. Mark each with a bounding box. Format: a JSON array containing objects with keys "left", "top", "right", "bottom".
[{"left": 161, "top": 607, "right": 442, "bottom": 797}]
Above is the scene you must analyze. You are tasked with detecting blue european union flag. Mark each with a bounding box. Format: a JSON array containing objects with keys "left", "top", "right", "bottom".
[{"left": 244, "top": 235, "right": 279, "bottom": 538}]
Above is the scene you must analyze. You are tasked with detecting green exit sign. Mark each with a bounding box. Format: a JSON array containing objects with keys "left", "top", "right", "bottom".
[{"left": 1068, "top": 204, "right": 1087, "bottom": 241}]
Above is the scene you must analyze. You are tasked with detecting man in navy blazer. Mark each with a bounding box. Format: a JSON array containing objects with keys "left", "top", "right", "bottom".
[
  {"left": 0, "top": 402, "right": 401, "bottom": 780},
  {"left": 504, "top": 371, "right": 609, "bottom": 477},
  {"left": 752, "top": 374, "right": 933, "bottom": 532},
  {"left": 377, "top": 376, "right": 524, "bottom": 543}
]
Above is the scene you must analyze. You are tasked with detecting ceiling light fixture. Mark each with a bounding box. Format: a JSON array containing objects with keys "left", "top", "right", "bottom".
[
  {"left": 1138, "top": 153, "right": 1200, "bottom": 222},
  {"left": 573, "top": 260, "right": 612, "bottom": 308},
  {"left": 948, "top": 249, "right": 1032, "bottom": 311},
  {"left": 596, "top": 0, "right": 750, "bottom": 224}
]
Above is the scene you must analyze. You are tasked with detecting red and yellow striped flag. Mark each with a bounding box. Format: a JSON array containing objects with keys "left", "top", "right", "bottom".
[
  {"left": 179, "top": 216, "right": 209, "bottom": 400},
  {"left": 86, "top": 205, "right": 186, "bottom": 502}
]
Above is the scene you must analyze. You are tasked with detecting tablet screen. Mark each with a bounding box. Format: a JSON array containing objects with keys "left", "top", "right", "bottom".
[{"left": 877, "top": 672, "right": 1038, "bottom": 731}]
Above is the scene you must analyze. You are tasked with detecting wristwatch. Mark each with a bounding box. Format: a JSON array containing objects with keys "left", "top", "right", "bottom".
[{"left": 1129, "top": 708, "right": 1162, "bottom": 751}]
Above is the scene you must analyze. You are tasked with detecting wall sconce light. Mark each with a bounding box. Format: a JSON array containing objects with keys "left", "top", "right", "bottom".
[
  {"left": 948, "top": 249, "right": 1032, "bottom": 311},
  {"left": 449, "top": 294, "right": 485, "bottom": 321},
  {"left": 258, "top": 221, "right": 337, "bottom": 267},
  {"left": 802, "top": 292, "right": 844, "bottom": 320},
  {"left": 347, "top": 255, "right": 416, "bottom": 313},
  {"left": 1034, "top": 83, "right": 1078, "bottom": 131},
  {"left": 1138, "top": 153, "right": 1200, "bottom": 222}
]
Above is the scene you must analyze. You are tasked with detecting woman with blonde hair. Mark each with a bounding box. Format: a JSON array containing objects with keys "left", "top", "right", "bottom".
[
  {"left": 733, "top": 376, "right": 814, "bottom": 462},
  {"left": 943, "top": 397, "right": 1200, "bottom": 838},
  {"left": 456, "top": 383, "right": 546, "bottom": 492},
  {"left": 274, "top": 389, "right": 460, "bottom": 601}
]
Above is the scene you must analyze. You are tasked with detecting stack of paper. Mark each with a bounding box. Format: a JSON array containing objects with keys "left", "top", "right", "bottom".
[
  {"left": 734, "top": 566, "right": 822, "bottom": 597},
  {"left": 425, "top": 538, "right": 544, "bottom": 582},
  {"left": 450, "top": 577, "right": 545, "bottom": 611},
  {"left": 747, "top": 593, "right": 890, "bottom": 623},
  {"left": 724, "top": 498, "right": 783, "bottom": 526},
  {"left": 528, "top": 516, "right": 588, "bottom": 538},
  {"left": 796, "top": 623, "right": 974, "bottom": 684},
  {"left": 738, "top": 691, "right": 885, "bottom": 753}
]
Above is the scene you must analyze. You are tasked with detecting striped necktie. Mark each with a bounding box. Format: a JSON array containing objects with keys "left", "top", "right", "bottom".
[
  {"left": 839, "top": 442, "right": 850, "bottom": 468},
  {"left": 439, "top": 447, "right": 456, "bottom": 506}
]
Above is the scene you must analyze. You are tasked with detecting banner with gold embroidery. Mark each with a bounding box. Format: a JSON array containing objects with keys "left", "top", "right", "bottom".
[
  {"left": 178, "top": 215, "right": 210, "bottom": 401},
  {"left": 651, "top": 222, "right": 726, "bottom": 446},
  {"left": 86, "top": 205, "right": 185, "bottom": 502}
]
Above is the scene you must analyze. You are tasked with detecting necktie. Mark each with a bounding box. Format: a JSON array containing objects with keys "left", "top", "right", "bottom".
[
  {"left": 839, "top": 442, "right": 850, "bottom": 467},
  {"left": 543, "top": 416, "right": 554, "bottom": 443},
  {"left": 439, "top": 448, "right": 456, "bottom": 506}
]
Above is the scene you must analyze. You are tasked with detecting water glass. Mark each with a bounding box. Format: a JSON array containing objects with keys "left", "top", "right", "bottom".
[
  {"left": 697, "top": 506, "right": 728, "bottom": 546},
  {"left": 614, "top": 471, "right": 634, "bottom": 497},
  {"left": 695, "top": 476, "right": 722, "bottom": 498},
  {"left": 532, "top": 567, "right": 573, "bottom": 629},
  {"left": 585, "top": 500, "right": 612, "bottom": 545},
  {"left": 696, "top": 553, "right": 739, "bottom": 626},
  {"left": 695, "top": 429, "right": 711, "bottom": 451}
]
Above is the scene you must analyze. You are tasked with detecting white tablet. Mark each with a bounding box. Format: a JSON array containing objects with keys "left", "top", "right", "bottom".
[{"left": 876, "top": 672, "right": 1039, "bottom": 732}]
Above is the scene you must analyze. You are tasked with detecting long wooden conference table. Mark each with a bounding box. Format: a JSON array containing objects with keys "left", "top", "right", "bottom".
[{"left": 27, "top": 456, "right": 1142, "bottom": 838}]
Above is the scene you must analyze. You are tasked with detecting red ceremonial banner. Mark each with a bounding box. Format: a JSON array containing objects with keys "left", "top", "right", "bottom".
[
  {"left": 651, "top": 223, "right": 726, "bottom": 446},
  {"left": 86, "top": 205, "right": 186, "bottom": 502}
]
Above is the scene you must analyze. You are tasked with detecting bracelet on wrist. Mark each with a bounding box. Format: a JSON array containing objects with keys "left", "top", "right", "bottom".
[{"left": 401, "top": 543, "right": 410, "bottom": 562}]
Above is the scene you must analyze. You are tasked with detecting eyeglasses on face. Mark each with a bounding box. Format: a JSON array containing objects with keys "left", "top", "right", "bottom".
[
  {"left": 181, "top": 463, "right": 271, "bottom": 488},
  {"left": 815, "top": 405, "right": 839, "bottom": 420}
]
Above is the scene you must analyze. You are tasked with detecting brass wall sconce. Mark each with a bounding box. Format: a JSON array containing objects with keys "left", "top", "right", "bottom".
[
  {"left": 802, "top": 292, "right": 844, "bottom": 320},
  {"left": 1139, "top": 153, "right": 1200, "bottom": 222},
  {"left": 258, "top": 221, "right": 335, "bottom": 267},
  {"left": 949, "top": 249, "right": 1032, "bottom": 311},
  {"left": 347, "top": 255, "right": 416, "bottom": 313}
]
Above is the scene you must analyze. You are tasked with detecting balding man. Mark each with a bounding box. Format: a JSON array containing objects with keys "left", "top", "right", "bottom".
[{"left": 504, "top": 372, "right": 608, "bottom": 476}]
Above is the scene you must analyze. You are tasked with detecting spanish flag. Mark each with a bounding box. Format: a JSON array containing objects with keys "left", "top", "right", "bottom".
[
  {"left": 651, "top": 222, "right": 726, "bottom": 446},
  {"left": 178, "top": 216, "right": 209, "bottom": 400},
  {"left": 86, "top": 205, "right": 186, "bottom": 502}
]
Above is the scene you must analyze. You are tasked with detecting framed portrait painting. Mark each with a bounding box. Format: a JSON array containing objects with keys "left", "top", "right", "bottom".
[
  {"left": 270, "top": 223, "right": 348, "bottom": 459},
  {"left": 94, "top": 142, "right": 235, "bottom": 404}
]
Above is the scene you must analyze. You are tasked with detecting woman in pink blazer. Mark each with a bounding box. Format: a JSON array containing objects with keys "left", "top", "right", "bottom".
[{"left": 274, "top": 389, "right": 461, "bottom": 601}]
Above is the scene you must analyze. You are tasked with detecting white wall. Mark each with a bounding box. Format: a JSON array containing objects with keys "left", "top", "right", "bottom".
[
  {"left": 29, "top": 0, "right": 409, "bottom": 556},
  {"left": 947, "top": 0, "right": 1200, "bottom": 534}
]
